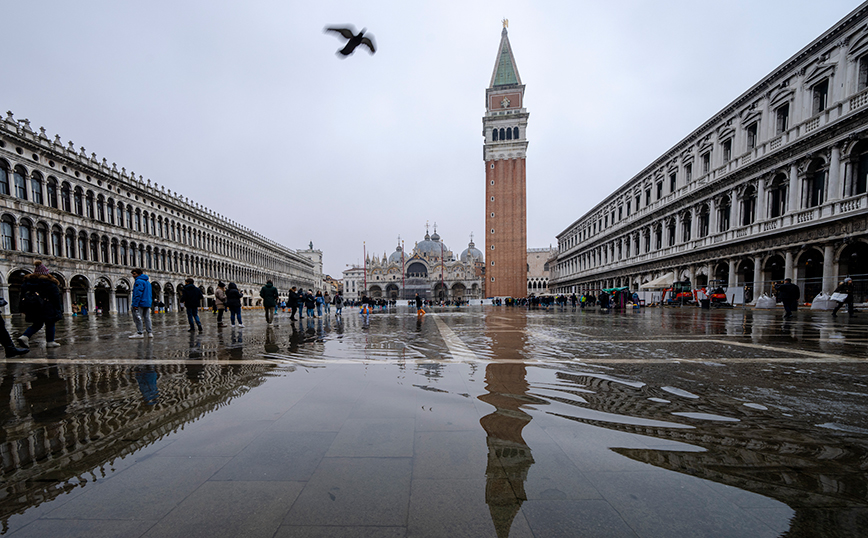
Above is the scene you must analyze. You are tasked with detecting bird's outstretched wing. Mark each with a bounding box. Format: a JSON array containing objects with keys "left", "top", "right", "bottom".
[
  {"left": 360, "top": 36, "right": 376, "bottom": 54},
  {"left": 324, "top": 26, "right": 356, "bottom": 39}
]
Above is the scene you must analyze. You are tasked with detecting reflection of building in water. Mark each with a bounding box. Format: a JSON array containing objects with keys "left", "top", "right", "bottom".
[
  {"left": 0, "top": 361, "right": 275, "bottom": 529},
  {"left": 478, "top": 311, "right": 543, "bottom": 537},
  {"left": 547, "top": 370, "right": 868, "bottom": 537}
]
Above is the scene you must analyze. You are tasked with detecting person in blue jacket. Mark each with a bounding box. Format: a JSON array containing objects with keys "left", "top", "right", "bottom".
[{"left": 129, "top": 268, "right": 153, "bottom": 338}]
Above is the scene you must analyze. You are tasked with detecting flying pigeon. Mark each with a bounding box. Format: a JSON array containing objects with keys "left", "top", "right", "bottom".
[{"left": 324, "top": 25, "right": 376, "bottom": 57}]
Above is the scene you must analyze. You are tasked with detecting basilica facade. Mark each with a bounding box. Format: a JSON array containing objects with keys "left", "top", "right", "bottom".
[
  {"left": 550, "top": 4, "right": 868, "bottom": 304},
  {"left": 350, "top": 228, "right": 484, "bottom": 301},
  {"left": 0, "top": 112, "right": 318, "bottom": 314}
]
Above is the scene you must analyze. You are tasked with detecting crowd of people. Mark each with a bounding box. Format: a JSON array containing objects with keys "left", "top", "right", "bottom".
[{"left": 0, "top": 259, "right": 860, "bottom": 358}]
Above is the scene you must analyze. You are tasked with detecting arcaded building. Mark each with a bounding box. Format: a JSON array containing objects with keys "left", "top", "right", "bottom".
[
  {"left": 0, "top": 112, "right": 317, "bottom": 314},
  {"left": 483, "top": 23, "right": 528, "bottom": 298},
  {"left": 550, "top": 4, "right": 868, "bottom": 303}
]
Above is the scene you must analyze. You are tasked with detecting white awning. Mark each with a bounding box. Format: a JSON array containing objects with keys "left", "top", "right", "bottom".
[{"left": 639, "top": 272, "right": 675, "bottom": 289}]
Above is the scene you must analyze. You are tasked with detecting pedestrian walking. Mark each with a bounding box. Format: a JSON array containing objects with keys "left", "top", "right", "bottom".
[
  {"left": 226, "top": 282, "right": 244, "bottom": 327},
  {"left": 297, "top": 288, "right": 305, "bottom": 319},
  {"left": 259, "top": 280, "right": 279, "bottom": 325},
  {"left": 288, "top": 286, "right": 300, "bottom": 321},
  {"left": 304, "top": 289, "right": 316, "bottom": 318},
  {"left": 0, "top": 294, "right": 28, "bottom": 357},
  {"left": 18, "top": 260, "right": 63, "bottom": 348},
  {"left": 315, "top": 291, "right": 324, "bottom": 317},
  {"left": 415, "top": 293, "right": 424, "bottom": 316},
  {"left": 832, "top": 278, "right": 856, "bottom": 318},
  {"left": 181, "top": 278, "right": 204, "bottom": 332},
  {"left": 129, "top": 268, "right": 153, "bottom": 338},
  {"left": 215, "top": 282, "right": 227, "bottom": 327},
  {"left": 323, "top": 292, "right": 331, "bottom": 316},
  {"left": 334, "top": 292, "right": 343, "bottom": 316},
  {"left": 775, "top": 278, "right": 800, "bottom": 319}
]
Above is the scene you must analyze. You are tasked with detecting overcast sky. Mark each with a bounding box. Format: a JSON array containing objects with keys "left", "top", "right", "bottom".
[{"left": 3, "top": 1, "right": 863, "bottom": 277}]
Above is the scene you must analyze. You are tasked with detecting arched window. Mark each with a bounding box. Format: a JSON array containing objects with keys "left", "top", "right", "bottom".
[
  {"left": 101, "top": 236, "right": 109, "bottom": 263},
  {"left": 141, "top": 211, "right": 148, "bottom": 233},
  {"left": 1, "top": 216, "right": 15, "bottom": 250},
  {"left": 116, "top": 201, "right": 124, "bottom": 225},
  {"left": 90, "top": 233, "right": 99, "bottom": 261},
  {"left": 805, "top": 159, "right": 826, "bottom": 208},
  {"left": 852, "top": 140, "right": 868, "bottom": 196},
  {"left": 73, "top": 187, "right": 84, "bottom": 215},
  {"left": 86, "top": 191, "right": 95, "bottom": 219},
  {"left": 741, "top": 186, "right": 756, "bottom": 226},
  {"left": 499, "top": 128, "right": 505, "bottom": 140},
  {"left": 150, "top": 215, "right": 156, "bottom": 235},
  {"left": 506, "top": 127, "right": 513, "bottom": 140},
  {"left": 769, "top": 175, "right": 788, "bottom": 218},
  {"left": 65, "top": 228, "right": 76, "bottom": 258},
  {"left": 681, "top": 213, "right": 692, "bottom": 242},
  {"left": 126, "top": 206, "right": 133, "bottom": 229},
  {"left": 47, "top": 178, "right": 58, "bottom": 208},
  {"left": 513, "top": 127, "right": 519, "bottom": 139},
  {"left": 19, "top": 219, "right": 32, "bottom": 252},
  {"left": 13, "top": 166, "right": 27, "bottom": 200},
  {"left": 0, "top": 162, "right": 9, "bottom": 195},
  {"left": 78, "top": 231, "right": 88, "bottom": 260},
  {"left": 134, "top": 208, "right": 141, "bottom": 231},
  {"left": 120, "top": 241, "right": 128, "bottom": 265},
  {"left": 130, "top": 242, "right": 138, "bottom": 266},
  {"left": 61, "top": 182, "right": 71, "bottom": 212},
  {"left": 698, "top": 205, "right": 710, "bottom": 237},
  {"left": 718, "top": 196, "right": 731, "bottom": 232},
  {"left": 492, "top": 129, "right": 498, "bottom": 141},
  {"left": 97, "top": 195, "right": 105, "bottom": 221},
  {"left": 51, "top": 226, "right": 62, "bottom": 256},
  {"left": 30, "top": 172, "right": 43, "bottom": 204},
  {"left": 111, "top": 239, "right": 119, "bottom": 264},
  {"left": 36, "top": 222, "right": 48, "bottom": 255}
]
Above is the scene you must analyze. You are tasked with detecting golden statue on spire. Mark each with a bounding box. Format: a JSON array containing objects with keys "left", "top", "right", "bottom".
[{"left": 502, "top": 18, "right": 508, "bottom": 28}]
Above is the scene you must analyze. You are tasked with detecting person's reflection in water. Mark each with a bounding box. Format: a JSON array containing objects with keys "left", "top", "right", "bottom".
[
  {"left": 416, "top": 316, "right": 424, "bottom": 332},
  {"left": 264, "top": 326, "right": 279, "bottom": 354},
  {"left": 478, "top": 310, "right": 537, "bottom": 537},
  {"left": 289, "top": 322, "right": 302, "bottom": 353},
  {"left": 134, "top": 366, "right": 159, "bottom": 405},
  {"left": 228, "top": 330, "right": 243, "bottom": 361}
]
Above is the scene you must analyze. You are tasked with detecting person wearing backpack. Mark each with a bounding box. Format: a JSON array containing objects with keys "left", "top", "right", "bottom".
[{"left": 18, "top": 260, "right": 63, "bottom": 348}]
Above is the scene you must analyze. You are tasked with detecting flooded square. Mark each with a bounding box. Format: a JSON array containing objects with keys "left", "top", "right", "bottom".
[{"left": 1, "top": 306, "right": 867, "bottom": 537}]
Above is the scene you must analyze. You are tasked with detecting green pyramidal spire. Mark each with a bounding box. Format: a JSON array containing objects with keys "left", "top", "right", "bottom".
[{"left": 490, "top": 27, "right": 522, "bottom": 88}]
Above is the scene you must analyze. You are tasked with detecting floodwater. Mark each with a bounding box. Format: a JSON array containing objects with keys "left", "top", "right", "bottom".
[{"left": 1, "top": 306, "right": 867, "bottom": 537}]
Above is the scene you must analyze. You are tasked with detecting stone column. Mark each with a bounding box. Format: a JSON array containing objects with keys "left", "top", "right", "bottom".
[
  {"left": 708, "top": 198, "right": 717, "bottom": 235},
  {"left": 822, "top": 243, "right": 836, "bottom": 294},
  {"left": 728, "top": 259, "right": 738, "bottom": 289},
  {"left": 729, "top": 193, "right": 738, "bottom": 229},
  {"left": 756, "top": 179, "right": 766, "bottom": 222},
  {"left": 706, "top": 262, "right": 715, "bottom": 286},
  {"left": 0, "top": 284, "right": 8, "bottom": 316},
  {"left": 63, "top": 287, "right": 72, "bottom": 315},
  {"left": 788, "top": 162, "right": 800, "bottom": 213},
  {"left": 828, "top": 144, "right": 842, "bottom": 202},
  {"left": 109, "top": 287, "right": 117, "bottom": 314},
  {"left": 753, "top": 255, "right": 763, "bottom": 299},
  {"left": 784, "top": 251, "right": 794, "bottom": 281},
  {"left": 86, "top": 287, "right": 96, "bottom": 312},
  {"left": 688, "top": 266, "right": 696, "bottom": 288}
]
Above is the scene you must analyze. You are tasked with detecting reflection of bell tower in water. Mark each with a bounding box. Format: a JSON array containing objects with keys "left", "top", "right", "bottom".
[
  {"left": 478, "top": 310, "right": 537, "bottom": 537},
  {"left": 483, "top": 20, "right": 528, "bottom": 298}
]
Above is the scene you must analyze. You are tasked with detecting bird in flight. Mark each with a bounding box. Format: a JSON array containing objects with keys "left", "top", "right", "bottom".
[{"left": 324, "top": 25, "right": 376, "bottom": 58}]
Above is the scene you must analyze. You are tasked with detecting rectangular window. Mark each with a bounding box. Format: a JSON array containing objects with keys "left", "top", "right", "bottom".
[
  {"left": 746, "top": 122, "right": 758, "bottom": 150},
  {"left": 775, "top": 103, "right": 789, "bottom": 135},
  {"left": 722, "top": 139, "right": 732, "bottom": 163},
  {"left": 31, "top": 179, "right": 42, "bottom": 204},
  {"left": 701, "top": 152, "right": 710, "bottom": 174},
  {"left": 656, "top": 182, "right": 663, "bottom": 199},
  {"left": 604, "top": 215, "right": 608, "bottom": 227},
  {"left": 669, "top": 173, "right": 676, "bottom": 193},
  {"left": 812, "top": 79, "right": 829, "bottom": 115},
  {"left": 685, "top": 163, "right": 692, "bottom": 182},
  {"left": 635, "top": 194, "right": 640, "bottom": 209},
  {"left": 645, "top": 188, "right": 651, "bottom": 206},
  {"left": 626, "top": 201, "right": 631, "bottom": 216},
  {"left": 618, "top": 207, "right": 623, "bottom": 220}
]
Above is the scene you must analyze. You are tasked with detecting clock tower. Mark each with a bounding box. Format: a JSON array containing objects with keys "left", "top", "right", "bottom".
[{"left": 483, "top": 21, "right": 528, "bottom": 298}]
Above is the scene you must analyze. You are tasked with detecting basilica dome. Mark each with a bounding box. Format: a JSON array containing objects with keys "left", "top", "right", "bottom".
[
  {"left": 415, "top": 230, "right": 448, "bottom": 258},
  {"left": 388, "top": 244, "right": 405, "bottom": 264},
  {"left": 460, "top": 239, "right": 484, "bottom": 262}
]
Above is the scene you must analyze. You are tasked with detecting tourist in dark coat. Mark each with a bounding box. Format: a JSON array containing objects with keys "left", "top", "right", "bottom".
[
  {"left": 288, "top": 287, "right": 300, "bottom": 321},
  {"left": 304, "top": 289, "right": 317, "bottom": 318},
  {"left": 225, "top": 282, "right": 244, "bottom": 327},
  {"left": 832, "top": 278, "right": 856, "bottom": 318},
  {"left": 775, "top": 278, "right": 800, "bottom": 319},
  {"left": 259, "top": 280, "right": 279, "bottom": 325},
  {"left": 18, "top": 260, "right": 63, "bottom": 348},
  {"left": 181, "top": 278, "right": 204, "bottom": 332}
]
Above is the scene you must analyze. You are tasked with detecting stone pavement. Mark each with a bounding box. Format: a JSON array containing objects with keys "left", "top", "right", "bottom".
[{"left": 1, "top": 306, "right": 867, "bottom": 537}]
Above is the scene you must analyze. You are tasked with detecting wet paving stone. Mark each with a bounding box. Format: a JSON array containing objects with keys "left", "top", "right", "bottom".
[{"left": 1, "top": 306, "right": 867, "bottom": 536}]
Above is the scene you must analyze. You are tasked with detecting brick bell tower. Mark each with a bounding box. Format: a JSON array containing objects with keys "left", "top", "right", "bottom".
[{"left": 483, "top": 20, "right": 528, "bottom": 298}]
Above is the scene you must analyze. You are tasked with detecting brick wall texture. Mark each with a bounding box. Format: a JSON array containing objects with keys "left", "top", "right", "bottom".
[{"left": 485, "top": 158, "right": 527, "bottom": 297}]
